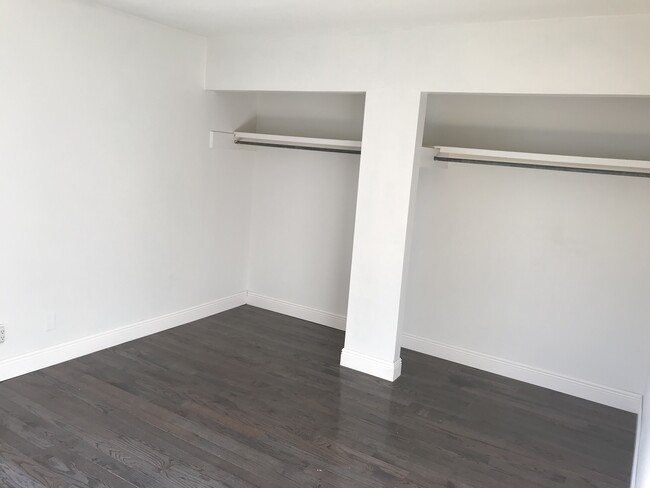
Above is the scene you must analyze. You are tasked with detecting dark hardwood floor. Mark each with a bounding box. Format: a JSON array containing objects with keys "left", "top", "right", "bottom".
[{"left": 0, "top": 305, "right": 637, "bottom": 487}]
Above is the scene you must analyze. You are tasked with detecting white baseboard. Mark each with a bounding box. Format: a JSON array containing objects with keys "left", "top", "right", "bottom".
[
  {"left": 244, "top": 294, "right": 641, "bottom": 412},
  {"left": 2, "top": 289, "right": 641, "bottom": 415},
  {"left": 246, "top": 292, "right": 346, "bottom": 331},
  {"left": 402, "top": 333, "right": 642, "bottom": 413},
  {"left": 340, "top": 348, "right": 402, "bottom": 381},
  {"left": 0, "top": 292, "right": 247, "bottom": 383}
]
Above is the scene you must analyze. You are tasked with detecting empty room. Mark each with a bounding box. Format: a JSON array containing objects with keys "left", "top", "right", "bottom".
[{"left": 2, "top": 1, "right": 650, "bottom": 487}]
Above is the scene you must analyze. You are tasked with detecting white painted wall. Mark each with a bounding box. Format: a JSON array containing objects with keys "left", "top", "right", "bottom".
[
  {"left": 407, "top": 156, "right": 650, "bottom": 395},
  {"left": 424, "top": 94, "right": 650, "bottom": 161},
  {"left": 246, "top": 93, "right": 363, "bottom": 316},
  {"left": 207, "top": 15, "right": 650, "bottom": 95},
  {"left": 0, "top": 0, "right": 254, "bottom": 370}
]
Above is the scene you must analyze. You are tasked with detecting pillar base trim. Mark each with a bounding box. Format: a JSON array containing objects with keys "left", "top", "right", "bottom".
[{"left": 340, "top": 348, "right": 402, "bottom": 381}]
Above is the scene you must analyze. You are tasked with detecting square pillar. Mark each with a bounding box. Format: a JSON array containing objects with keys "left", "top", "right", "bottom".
[{"left": 341, "top": 89, "right": 427, "bottom": 381}]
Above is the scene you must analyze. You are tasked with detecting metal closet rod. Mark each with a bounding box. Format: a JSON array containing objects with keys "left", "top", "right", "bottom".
[
  {"left": 211, "top": 130, "right": 362, "bottom": 155},
  {"left": 212, "top": 132, "right": 650, "bottom": 178},
  {"left": 234, "top": 140, "right": 361, "bottom": 155},
  {"left": 434, "top": 156, "right": 650, "bottom": 178},
  {"left": 432, "top": 147, "right": 650, "bottom": 178}
]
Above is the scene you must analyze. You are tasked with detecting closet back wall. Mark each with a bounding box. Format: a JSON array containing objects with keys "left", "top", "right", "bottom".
[
  {"left": 404, "top": 94, "right": 650, "bottom": 399},
  {"left": 246, "top": 93, "right": 364, "bottom": 320}
]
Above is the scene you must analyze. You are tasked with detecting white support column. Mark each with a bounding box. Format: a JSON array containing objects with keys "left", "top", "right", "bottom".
[{"left": 341, "top": 89, "right": 427, "bottom": 381}]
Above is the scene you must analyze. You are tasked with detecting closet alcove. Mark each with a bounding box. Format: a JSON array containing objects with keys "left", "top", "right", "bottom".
[
  {"left": 209, "top": 91, "right": 365, "bottom": 323},
  {"left": 404, "top": 93, "right": 650, "bottom": 409}
]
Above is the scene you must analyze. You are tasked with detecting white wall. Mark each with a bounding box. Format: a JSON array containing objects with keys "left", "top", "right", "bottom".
[
  {"left": 246, "top": 93, "right": 363, "bottom": 317},
  {"left": 0, "top": 0, "right": 254, "bottom": 371},
  {"left": 424, "top": 94, "right": 650, "bottom": 161},
  {"left": 407, "top": 158, "right": 650, "bottom": 395},
  {"left": 207, "top": 15, "right": 650, "bottom": 95}
]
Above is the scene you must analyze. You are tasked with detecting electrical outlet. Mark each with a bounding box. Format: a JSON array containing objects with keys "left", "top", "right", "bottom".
[{"left": 0, "top": 325, "right": 5, "bottom": 344}]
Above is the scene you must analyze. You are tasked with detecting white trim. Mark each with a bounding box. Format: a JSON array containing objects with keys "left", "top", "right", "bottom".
[
  {"left": 402, "top": 333, "right": 642, "bottom": 413},
  {"left": 246, "top": 292, "right": 346, "bottom": 330},
  {"left": 2, "top": 289, "right": 641, "bottom": 415},
  {"left": 0, "top": 292, "right": 247, "bottom": 383},
  {"left": 340, "top": 348, "right": 402, "bottom": 382}
]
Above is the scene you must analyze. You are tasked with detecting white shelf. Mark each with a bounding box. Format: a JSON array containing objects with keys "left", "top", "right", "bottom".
[
  {"left": 232, "top": 131, "right": 362, "bottom": 154},
  {"left": 427, "top": 146, "right": 650, "bottom": 177}
]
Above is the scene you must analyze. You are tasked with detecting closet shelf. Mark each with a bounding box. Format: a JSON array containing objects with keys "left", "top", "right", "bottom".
[
  {"left": 209, "top": 130, "right": 361, "bottom": 154},
  {"left": 428, "top": 146, "right": 650, "bottom": 178},
  {"left": 230, "top": 131, "right": 362, "bottom": 154}
]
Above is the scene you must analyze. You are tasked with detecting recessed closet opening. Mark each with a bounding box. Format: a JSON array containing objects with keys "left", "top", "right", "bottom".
[
  {"left": 403, "top": 93, "right": 650, "bottom": 410},
  {"left": 210, "top": 91, "right": 365, "bottom": 323}
]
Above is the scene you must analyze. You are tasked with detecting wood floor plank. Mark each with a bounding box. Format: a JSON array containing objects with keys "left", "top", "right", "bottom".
[{"left": 0, "top": 305, "right": 637, "bottom": 487}]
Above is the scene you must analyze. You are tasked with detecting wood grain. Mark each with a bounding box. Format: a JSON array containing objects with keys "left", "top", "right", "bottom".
[{"left": 0, "top": 305, "right": 636, "bottom": 487}]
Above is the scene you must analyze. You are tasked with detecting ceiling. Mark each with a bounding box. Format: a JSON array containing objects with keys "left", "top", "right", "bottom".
[{"left": 90, "top": 0, "right": 650, "bottom": 34}]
